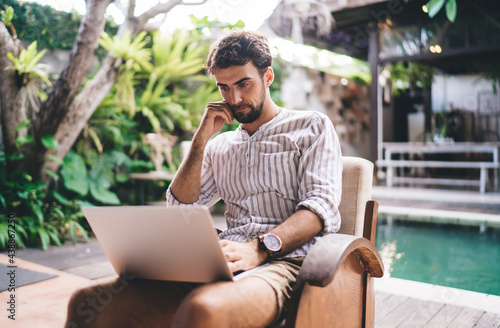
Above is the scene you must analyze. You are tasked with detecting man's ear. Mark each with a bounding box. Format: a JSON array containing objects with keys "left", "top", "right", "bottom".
[{"left": 264, "top": 67, "right": 274, "bottom": 87}]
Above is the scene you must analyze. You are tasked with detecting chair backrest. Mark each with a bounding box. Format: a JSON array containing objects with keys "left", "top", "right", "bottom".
[{"left": 337, "top": 156, "right": 374, "bottom": 238}]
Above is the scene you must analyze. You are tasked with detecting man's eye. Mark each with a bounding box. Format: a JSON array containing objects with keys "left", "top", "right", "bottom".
[
  {"left": 219, "top": 86, "right": 229, "bottom": 91},
  {"left": 239, "top": 83, "right": 249, "bottom": 88}
]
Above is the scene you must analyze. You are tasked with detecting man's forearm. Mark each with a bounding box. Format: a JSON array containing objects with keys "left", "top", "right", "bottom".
[
  {"left": 269, "top": 208, "right": 324, "bottom": 257},
  {"left": 170, "top": 101, "right": 233, "bottom": 204},
  {"left": 169, "top": 139, "right": 206, "bottom": 204}
]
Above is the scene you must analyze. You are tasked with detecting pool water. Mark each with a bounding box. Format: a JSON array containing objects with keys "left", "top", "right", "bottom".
[{"left": 375, "top": 217, "right": 500, "bottom": 296}]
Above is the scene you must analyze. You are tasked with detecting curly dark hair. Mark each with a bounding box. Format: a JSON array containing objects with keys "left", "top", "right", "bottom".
[{"left": 205, "top": 30, "right": 272, "bottom": 77}]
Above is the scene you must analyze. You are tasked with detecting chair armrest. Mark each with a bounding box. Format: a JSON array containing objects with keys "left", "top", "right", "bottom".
[{"left": 299, "top": 234, "right": 384, "bottom": 287}]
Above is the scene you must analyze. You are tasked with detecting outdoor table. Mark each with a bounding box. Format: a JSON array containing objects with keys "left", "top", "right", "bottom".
[{"left": 129, "top": 171, "right": 176, "bottom": 204}]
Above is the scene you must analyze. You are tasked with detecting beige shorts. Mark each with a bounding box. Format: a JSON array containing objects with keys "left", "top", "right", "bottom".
[
  {"left": 158, "top": 257, "right": 304, "bottom": 325},
  {"left": 241, "top": 257, "right": 304, "bottom": 325}
]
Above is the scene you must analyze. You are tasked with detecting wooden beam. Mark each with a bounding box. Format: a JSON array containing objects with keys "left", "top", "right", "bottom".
[
  {"left": 377, "top": 45, "right": 500, "bottom": 64},
  {"left": 369, "top": 28, "right": 379, "bottom": 165}
]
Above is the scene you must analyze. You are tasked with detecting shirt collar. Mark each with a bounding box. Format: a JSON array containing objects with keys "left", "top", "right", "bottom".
[{"left": 237, "top": 107, "right": 285, "bottom": 140}]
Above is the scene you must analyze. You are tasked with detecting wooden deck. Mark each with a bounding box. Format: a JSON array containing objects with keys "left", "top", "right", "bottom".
[
  {"left": 1, "top": 236, "right": 500, "bottom": 327},
  {"left": 375, "top": 291, "right": 500, "bottom": 327}
]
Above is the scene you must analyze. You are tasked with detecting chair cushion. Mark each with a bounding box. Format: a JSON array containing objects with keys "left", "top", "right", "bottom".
[{"left": 337, "top": 157, "right": 374, "bottom": 237}]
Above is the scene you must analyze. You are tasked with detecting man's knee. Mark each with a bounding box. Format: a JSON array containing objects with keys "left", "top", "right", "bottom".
[
  {"left": 174, "top": 286, "right": 228, "bottom": 327},
  {"left": 66, "top": 278, "right": 131, "bottom": 328},
  {"left": 66, "top": 286, "right": 100, "bottom": 328}
]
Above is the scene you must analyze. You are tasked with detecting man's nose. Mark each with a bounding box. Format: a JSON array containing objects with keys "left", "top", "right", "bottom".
[{"left": 230, "top": 90, "right": 243, "bottom": 105}]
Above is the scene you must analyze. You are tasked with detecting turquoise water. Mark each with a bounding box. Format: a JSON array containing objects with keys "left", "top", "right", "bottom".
[{"left": 375, "top": 217, "right": 500, "bottom": 296}]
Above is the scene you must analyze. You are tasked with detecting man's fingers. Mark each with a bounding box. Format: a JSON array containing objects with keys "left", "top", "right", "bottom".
[
  {"left": 206, "top": 102, "right": 234, "bottom": 124},
  {"left": 224, "top": 251, "right": 240, "bottom": 262},
  {"left": 227, "top": 260, "right": 240, "bottom": 273}
]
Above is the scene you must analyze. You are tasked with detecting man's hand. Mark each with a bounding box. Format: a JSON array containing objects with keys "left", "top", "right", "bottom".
[
  {"left": 220, "top": 239, "right": 269, "bottom": 273},
  {"left": 195, "top": 101, "right": 234, "bottom": 145}
]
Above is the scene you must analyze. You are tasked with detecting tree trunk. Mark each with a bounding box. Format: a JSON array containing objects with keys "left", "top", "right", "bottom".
[
  {"left": 44, "top": 54, "right": 120, "bottom": 175},
  {"left": 0, "top": 22, "right": 26, "bottom": 171},
  {"left": 31, "top": 0, "right": 114, "bottom": 180}
]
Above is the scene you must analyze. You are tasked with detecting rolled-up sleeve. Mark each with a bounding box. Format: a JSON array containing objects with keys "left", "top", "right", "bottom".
[
  {"left": 296, "top": 114, "right": 342, "bottom": 234},
  {"left": 166, "top": 143, "right": 221, "bottom": 207}
]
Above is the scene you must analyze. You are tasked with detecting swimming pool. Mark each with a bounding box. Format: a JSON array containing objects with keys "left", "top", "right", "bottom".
[{"left": 375, "top": 216, "right": 500, "bottom": 296}]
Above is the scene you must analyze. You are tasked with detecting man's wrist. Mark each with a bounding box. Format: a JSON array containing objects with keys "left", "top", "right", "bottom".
[
  {"left": 253, "top": 238, "right": 270, "bottom": 263},
  {"left": 258, "top": 233, "right": 282, "bottom": 261}
]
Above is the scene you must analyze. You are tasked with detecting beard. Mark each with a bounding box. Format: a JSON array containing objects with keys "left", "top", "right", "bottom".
[{"left": 227, "top": 83, "right": 266, "bottom": 124}]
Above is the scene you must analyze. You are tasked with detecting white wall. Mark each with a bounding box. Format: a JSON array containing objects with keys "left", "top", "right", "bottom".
[{"left": 432, "top": 73, "right": 499, "bottom": 112}]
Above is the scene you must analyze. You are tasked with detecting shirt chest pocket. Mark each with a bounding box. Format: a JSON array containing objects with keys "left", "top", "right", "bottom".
[{"left": 257, "top": 151, "right": 299, "bottom": 200}]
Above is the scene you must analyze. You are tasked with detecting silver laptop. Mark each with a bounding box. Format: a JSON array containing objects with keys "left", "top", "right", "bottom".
[{"left": 83, "top": 206, "right": 236, "bottom": 283}]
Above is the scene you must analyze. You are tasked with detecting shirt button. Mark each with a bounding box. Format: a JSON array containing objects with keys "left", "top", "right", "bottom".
[
  {"left": 250, "top": 190, "right": 256, "bottom": 195},
  {"left": 247, "top": 163, "right": 253, "bottom": 168},
  {"left": 251, "top": 211, "right": 257, "bottom": 216}
]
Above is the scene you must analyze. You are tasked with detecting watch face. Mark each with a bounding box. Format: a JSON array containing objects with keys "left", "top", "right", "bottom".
[{"left": 264, "top": 234, "right": 282, "bottom": 252}]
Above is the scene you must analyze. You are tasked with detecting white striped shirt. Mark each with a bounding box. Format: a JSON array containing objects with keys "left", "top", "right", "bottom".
[{"left": 166, "top": 108, "right": 342, "bottom": 258}]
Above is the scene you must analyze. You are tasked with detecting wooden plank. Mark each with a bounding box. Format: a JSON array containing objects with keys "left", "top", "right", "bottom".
[
  {"left": 375, "top": 294, "right": 410, "bottom": 324},
  {"left": 375, "top": 291, "right": 391, "bottom": 305},
  {"left": 398, "top": 300, "right": 444, "bottom": 328},
  {"left": 422, "top": 304, "right": 464, "bottom": 327},
  {"left": 0, "top": 302, "right": 66, "bottom": 328},
  {"left": 0, "top": 254, "right": 91, "bottom": 324},
  {"left": 474, "top": 312, "right": 500, "bottom": 328},
  {"left": 447, "top": 307, "right": 485, "bottom": 328},
  {"left": 376, "top": 298, "right": 432, "bottom": 327}
]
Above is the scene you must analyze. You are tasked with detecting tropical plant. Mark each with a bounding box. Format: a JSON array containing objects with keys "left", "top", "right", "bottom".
[
  {"left": 5, "top": 41, "right": 52, "bottom": 117},
  {"left": 0, "top": 154, "right": 89, "bottom": 250},
  {"left": 151, "top": 29, "right": 206, "bottom": 85},
  {"left": 405, "top": 0, "right": 457, "bottom": 23},
  {"left": 60, "top": 151, "right": 122, "bottom": 205},
  {"left": 387, "top": 61, "right": 434, "bottom": 95},
  {"left": 0, "top": 5, "right": 15, "bottom": 35},
  {"left": 98, "top": 29, "right": 205, "bottom": 133},
  {"left": 424, "top": 0, "right": 457, "bottom": 22}
]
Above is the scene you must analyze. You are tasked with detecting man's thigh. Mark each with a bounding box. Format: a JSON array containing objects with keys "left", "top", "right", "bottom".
[
  {"left": 66, "top": 276, "right": 200, "bottom": 328},
  {"left": 172, "top": 276, "right": 278, "bottom": 328}
]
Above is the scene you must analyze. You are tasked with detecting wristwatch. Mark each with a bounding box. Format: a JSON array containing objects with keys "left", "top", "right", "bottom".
[{"left": 258, "top": 233, "right": 282, "bottom": 259}]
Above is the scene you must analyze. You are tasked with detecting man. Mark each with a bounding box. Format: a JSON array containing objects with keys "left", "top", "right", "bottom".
[{"left": 66, "top": 30, "right": 342, "bottom": 328}]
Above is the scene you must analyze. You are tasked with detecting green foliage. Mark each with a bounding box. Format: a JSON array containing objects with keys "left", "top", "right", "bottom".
[
  {"left": 189, "top": 15, "right": 245, "bottom": 34},
  {"left": 0, "top": 156, "right": 89, "bottom": 250},
  {"left": 0, "top": 0, "right": 118, "bottom": 52},
  {"left": 6, "top": 41, "right": 51, "bottom": 86},
  {"left": 100, "top": 28, "right": 212, "bottom": 135},
  {"left": 387, "top": 61, "right": 434, "bottom": 95},
  {"left": 405, "top": 0, "right": 457, "bottom": 22},
  {"left": 425, "top": 0, "right": 457, "bottom": 22},
  {"left": 0, "top": 4, "right": 13, "bottom": 24},
  {"left": 99, "top": 31, "right": 153, "bottom": 72},
  {"left": 150, "top": 29, "right": 205, "bottom": 84},
  {"left": 0, "top": 120, "right": 114, "bottom": 250},
  {"left": 5, "top": 41, "right": 53, "bottom": 115},
  {"left": 60, "top": 151, "right": 121, "bottom": 205},
  {"left": 177, "top": 80, "right": 222, "bottom": 128}
]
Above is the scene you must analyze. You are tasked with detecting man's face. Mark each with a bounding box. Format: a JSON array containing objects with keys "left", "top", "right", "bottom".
[{"left": 214, "top": 62, "right": 268, "bottom": 124}]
